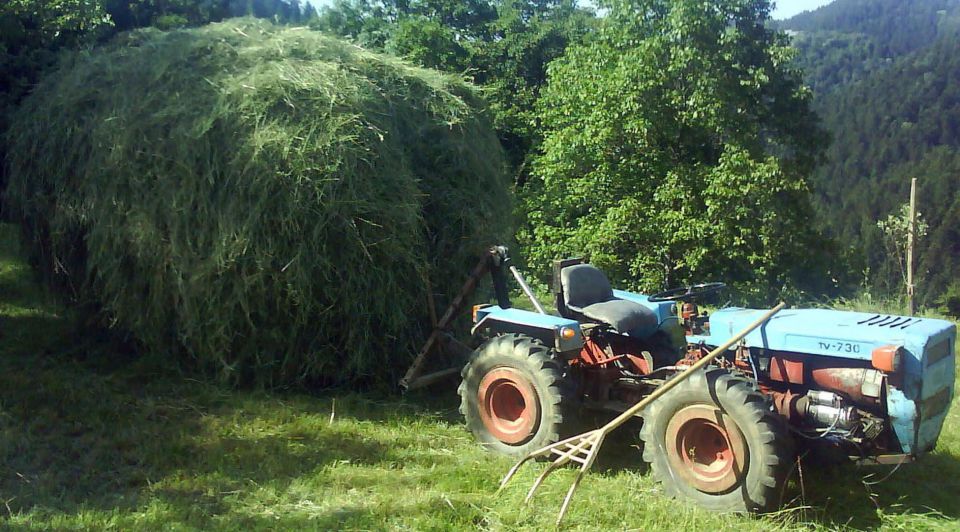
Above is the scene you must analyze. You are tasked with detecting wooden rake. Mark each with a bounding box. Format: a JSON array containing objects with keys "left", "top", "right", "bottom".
[{"left": 498, "top": 302, "right": 787, "bottom": 525}]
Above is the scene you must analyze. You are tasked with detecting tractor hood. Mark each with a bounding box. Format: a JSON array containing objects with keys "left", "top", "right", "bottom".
[
  {"left": 690, "top": 307, "right": 957, "bottom": 454},
  {"left": 698, "top": 308, "right": 953, "bottom": 363}
]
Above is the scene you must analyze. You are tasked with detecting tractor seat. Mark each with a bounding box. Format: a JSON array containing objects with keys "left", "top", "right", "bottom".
[{"left": 560, "top": 264, "right": 657, "bottom": 336}]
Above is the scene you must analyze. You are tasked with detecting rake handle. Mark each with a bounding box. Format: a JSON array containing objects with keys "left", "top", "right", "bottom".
[{"left": 602, "top": 302, "right": 786, "bottom": 432}]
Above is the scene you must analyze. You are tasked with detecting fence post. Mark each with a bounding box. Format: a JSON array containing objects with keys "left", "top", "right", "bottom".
[{"left": 907, "top": 178, "right": 917, "bottom": 316}]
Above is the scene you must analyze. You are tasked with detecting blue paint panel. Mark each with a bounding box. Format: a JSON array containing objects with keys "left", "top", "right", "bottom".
[
  {"left": 921, "top": 343, "right": 955, "bottom": 399},
  {"left": 474, "top": 306, "right": 584, "bottom": 352},
  {"left": 918, "top": 410, "right": 950, "bottom": 454},
  {"left": 690, "top": 306, "right": 956, "bottom": 456},
  {"left": 612, "top": 290, "right": 676, "bottom": 325},
  {"left": 690, "top": 308, "right": 953, "bottom": 362},
  {"left": 476, "top": 306, "right": 580, "bottom": 328},
  {"left": 915, "top": 334, "right": 955, "bottom": 453},
  {"left": 887, "top": 387, "right": 918, "bottom": 454}
]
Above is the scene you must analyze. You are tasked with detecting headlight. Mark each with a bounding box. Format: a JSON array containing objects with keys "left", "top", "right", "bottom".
[{"left": 871, "top": 345, "right": 902, "bottom": 373}]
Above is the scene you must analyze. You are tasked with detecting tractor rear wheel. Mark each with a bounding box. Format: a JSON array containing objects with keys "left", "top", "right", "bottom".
[
  {"left": 639, "top": 368, "right": 793, "bottom": 512},
  {"left": 459, "top": 334, "right": 575, "bottom": 456}
]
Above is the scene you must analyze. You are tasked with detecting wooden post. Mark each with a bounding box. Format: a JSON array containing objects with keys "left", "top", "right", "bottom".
[{"left": 907, "top": 178, "right": 917, "bottom": 316}]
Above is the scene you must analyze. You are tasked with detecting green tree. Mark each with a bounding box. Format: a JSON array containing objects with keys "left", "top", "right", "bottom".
[
  {"left": 1, "top": 0, "right": 112, "bottom": 110},
  {"left": 0, "top": 1, "right": 112, "bottom": 46},
  {"left": 520, "top": 0, "right": 834, "bottom": 300},
  {"left": 779, "top": 0, "right": 960, "bottom": 304},
  {"left": 312, "top": 0, "right": 596, "bottom": 175},
  {"left": 386, "top": 14, "right": 471, "bottom": 71},
  {"left": 311, "top": 0, "right": 396, "bottom": 48},
  {"left": 876, "top": 203, "right": 928, "bottom": 288},
  {"left": 472, "top": 0, "right": 595, "bottom": 174}
]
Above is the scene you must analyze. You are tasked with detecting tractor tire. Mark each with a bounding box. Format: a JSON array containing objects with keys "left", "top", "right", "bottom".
[
  {"left": 458, "top": 333, "right": 575, "bottom": 456},
  {"left": 639, "top": 367, "right": 793, "bottom": 512}
]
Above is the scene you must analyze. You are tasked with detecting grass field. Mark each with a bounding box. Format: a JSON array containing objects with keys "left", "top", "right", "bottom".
[{"left": 1, "top": 223, "right": 959, "bottom": 531}]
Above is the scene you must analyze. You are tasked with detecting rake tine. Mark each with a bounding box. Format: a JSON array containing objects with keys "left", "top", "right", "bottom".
[
  {"left": 557, "top": 466, "right": 589, "bottom": 525},
  {"left": 544, "top": 431, "right": 600, "bottom": 450},
  {"left": 549, "top": 441, "right": 590, "bottom": 463},
  {"left": 498, "top": 454, "right": 537, "bottom": 492},
  {"left": 549, "top": 432, "right": 596, "bottom": 461},
  {"left": 499, "top": 430, "right": 598, "bottom": 492},
  {"left": 495, "top": 303, "right": 786, "bottom": 524},
  {"left": 525, "top": 459, "right": 563, "bottom": 503},
  {"left": 556, "top": 434, "right": 604, "bottom": 525},
  {"left": 529, "top": 432, "right": 601, "bottom": 505}
]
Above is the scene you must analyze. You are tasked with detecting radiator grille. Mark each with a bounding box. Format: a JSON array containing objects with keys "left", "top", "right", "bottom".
[{"left": 921, "top": 388, "right": 952, "bottom": 420}]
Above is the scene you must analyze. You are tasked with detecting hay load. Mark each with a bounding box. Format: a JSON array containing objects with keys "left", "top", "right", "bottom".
[{"left": 4, "top": 18, "right": 511, "bottom": 386}]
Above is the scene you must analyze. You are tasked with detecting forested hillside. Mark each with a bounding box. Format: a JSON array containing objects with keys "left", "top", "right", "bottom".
[{"left": 781, "top": 0, "right": 960, "bottom": 307}]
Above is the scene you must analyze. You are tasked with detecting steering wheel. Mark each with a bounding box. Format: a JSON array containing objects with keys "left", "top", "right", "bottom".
[{"left": 647, "top": 282, "right": 726, "bottom": 303}]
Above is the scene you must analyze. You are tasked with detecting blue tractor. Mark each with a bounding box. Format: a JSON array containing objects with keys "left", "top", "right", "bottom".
[
  {"left": 401, "top": 247, "right": 957, "bottom": 511},
  {"left": 403, "top": 247, "right": 956, "bottom": 512}
]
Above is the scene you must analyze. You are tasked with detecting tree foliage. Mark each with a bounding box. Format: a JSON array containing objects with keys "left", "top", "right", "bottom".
[
  {"left": 876, "top": 203, "right": 928, "bottom": 285},
  {"left": 781, "top": 0, "right": 960, "bottom": 96},
  {"left": 779, "top": 0, "right": 960, "bottom": 56},
  {"left": 312, "top": 0, "right": 596, "bottom": 171},
  {"left": 519, "top": 0, "right": 834, "bottom": 300},
  {"left": 1, "top": 1, "right": 112, "bottom": 117}
]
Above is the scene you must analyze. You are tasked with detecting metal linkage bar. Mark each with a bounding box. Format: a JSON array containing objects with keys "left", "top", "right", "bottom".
[{"left": 510, "top": 265, "right": 547, "bottom": 315}]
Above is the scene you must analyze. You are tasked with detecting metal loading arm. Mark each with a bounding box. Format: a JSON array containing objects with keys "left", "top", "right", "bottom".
[{"left": 400, "top": 246, "right": 512, "bottom": 391}]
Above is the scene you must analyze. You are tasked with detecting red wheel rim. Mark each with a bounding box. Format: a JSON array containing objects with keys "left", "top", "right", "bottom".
[
  {"left": 477, "top": 367, "right": 540, "bottom": 445},
  {"left": 664, "top": 404, "right": 747, "bottom": 493}
]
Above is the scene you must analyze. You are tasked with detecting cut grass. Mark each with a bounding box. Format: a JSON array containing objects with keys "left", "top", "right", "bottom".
[{"left": 1, "top": 223, "right": 959, "bottom": 530}]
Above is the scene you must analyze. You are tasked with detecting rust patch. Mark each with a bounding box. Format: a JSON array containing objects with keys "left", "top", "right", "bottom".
[{"left": 769, "top": 355, "right": 804, "bottom": 384}]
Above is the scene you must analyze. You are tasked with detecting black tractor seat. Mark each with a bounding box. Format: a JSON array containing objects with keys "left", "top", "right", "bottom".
[{"left": 559, "top": 263, "right": 657, "bottom": 336}]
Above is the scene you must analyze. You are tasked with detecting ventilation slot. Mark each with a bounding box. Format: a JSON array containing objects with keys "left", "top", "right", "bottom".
[{"left": 856, "top": 314, "right": 918, "bottom": 329}]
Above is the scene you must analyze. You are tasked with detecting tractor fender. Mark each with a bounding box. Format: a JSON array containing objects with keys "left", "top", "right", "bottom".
[{"left": 473, "top": 306, "right": 584, "bottom": 354}]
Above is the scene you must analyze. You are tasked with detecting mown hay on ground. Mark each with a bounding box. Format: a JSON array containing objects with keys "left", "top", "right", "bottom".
[{"left": 3, "top": 18, "right": 510, "bottom": 386}]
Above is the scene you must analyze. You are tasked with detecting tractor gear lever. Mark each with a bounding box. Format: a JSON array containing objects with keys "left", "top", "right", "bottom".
[{"left": 488, "top": 246, "right": 513, "bottom": 310}]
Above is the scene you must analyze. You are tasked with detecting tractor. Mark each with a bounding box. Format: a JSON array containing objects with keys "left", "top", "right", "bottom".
[{"left": 401, "top": 247, "right": 956, "bottom": 514}]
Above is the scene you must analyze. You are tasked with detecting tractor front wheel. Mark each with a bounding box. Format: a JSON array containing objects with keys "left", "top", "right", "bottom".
[
  {"left": 459, "top": 334, "right": 575, "bottom": 456},
  {"left": 639, "top": 368, "right": 793, "bottom": 512}
]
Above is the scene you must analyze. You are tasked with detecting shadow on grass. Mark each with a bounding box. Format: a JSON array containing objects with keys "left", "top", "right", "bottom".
[
  {"left": 588, "top": 417, "right": 651, "bottom": 475},
  {"left": 501, "top": 404, "right": 960, "bottom": 530},
  {"left": 0, "top": 311, "right": 434, "bottom": 528},
  {"left": 786, "top": 451, "right": 960, "bottom": 529},
  {"left": 3, "top": 313, "right": 960, "bottom": 530},
  {"left": 0, "top": 222, "right": 462, "bottom": 527}
]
